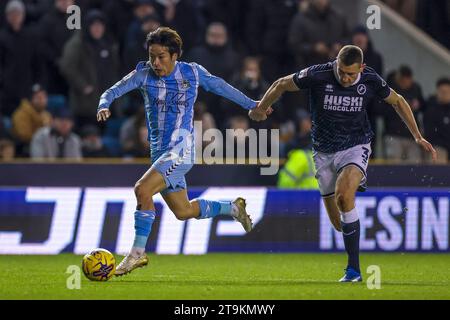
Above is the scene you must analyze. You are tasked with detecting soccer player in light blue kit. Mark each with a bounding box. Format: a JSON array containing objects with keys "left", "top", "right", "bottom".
[{"left": 97, "top": 27, "right": 256, "bottom": 276}]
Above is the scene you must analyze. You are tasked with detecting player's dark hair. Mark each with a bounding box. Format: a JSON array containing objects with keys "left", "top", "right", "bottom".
[
  {"left": 338, "top": 45, "right": 364, "bottom": 66},
  {"left": 436, "top": 77, "right": 450, "bottom": 88},
  {"left": 146, "top": 27, "right": 183, "bottom": 58}
]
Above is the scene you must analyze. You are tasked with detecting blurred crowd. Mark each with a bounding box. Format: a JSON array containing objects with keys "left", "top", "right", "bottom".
[{"left": 0, "top": 0, "right": 449, "bottom": 164}]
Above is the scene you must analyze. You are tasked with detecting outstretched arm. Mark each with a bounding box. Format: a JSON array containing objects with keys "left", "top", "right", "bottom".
[
  {"left": 384, "top": 89, "right": 437, "bottom": 161},
  {"left": 97, "top": 67, "right": 145, "bottom": 122},
  {"left": 249, "top": 74, "right": 299, "bottom": 121},
  {"left": 259, "top": 74, "right": 299, "bottom": 111},
  {"left": 196, "top": 64, "right": 257, "bottom": 110}
]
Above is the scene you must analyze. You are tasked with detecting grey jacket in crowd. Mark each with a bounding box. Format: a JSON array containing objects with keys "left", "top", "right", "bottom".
[{"left": 30, "top": 127, "right": 82, "bottom": 159}]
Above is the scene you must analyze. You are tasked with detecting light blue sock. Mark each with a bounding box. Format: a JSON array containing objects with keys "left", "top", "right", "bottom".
[
  {"left": 196, "top": 199, "right": 233, "bottom": 219},
  {"left": 132, "top": 210, "right": 156, "bottom": 249}
]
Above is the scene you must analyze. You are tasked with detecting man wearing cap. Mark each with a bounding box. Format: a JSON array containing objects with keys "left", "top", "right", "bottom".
[
  {"left": 30, "top": 108, "right": 82, "bottom": 159},
  {"left": 12, "top": 84, "right": 52, "bottom": 147}
]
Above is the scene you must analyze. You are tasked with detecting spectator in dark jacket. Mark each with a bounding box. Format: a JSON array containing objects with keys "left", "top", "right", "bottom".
[
  {"left": 416, "top": 0, "right": 450, "bottom": 49},
  {"left": 288, "top": 0, "right": 350, "bottom": 69},
  {"left": 102, "top": 0, "right": 136, "bottom": 49},
  {"left": 283, "top": 108, "right": 313, "bottom": 158},
  {"left": 80, "top": 124, "right": 110, "bottom": 158},
  {"left": 220, "top": 56, "right": 269, "bottom": 127},
  {"left": 424, "top": 78, "right": 450, "bottom": 163},
  {"left": 187, "top": 22, "right": 239, "bottom": 81},
  {"left": 0, "top": 2, "right": 7, "bottom": 28},
  {"left": 120, "top": 110, "right": 149, "bottom": 158},
  {"left": 202, "top": 0, "right": 249, "bottom": 51},
  {"left": 123, "top": 13, "right": 161, "bottom": 73},
  {"left": 38, "top": 0, "right": 77, "bottom": 95},
  {"left": 153, "top": 0, "right": 203, "bottom": 53},
  {"left": 245, "top": 0, "right": 297, "bottom": 81},
  {"left": 186, "top": 22, "right": 240, "bottom": 124},
  {"left": 122, "top": 13, "right": 161, "bottom": 115},
  {"left": 350, "top": 26, "right": 385, "bottom": 157},
  {"left": 381, "top": 0, "right": 417, "bottom": 23},
  {"left": 382, "top": 65, "right": 426, "bottom": 162},
  {"left": 0, "top": 0, "right": 52, "bottom": 27},
  {"left": 351, "top": 25, "right": 384, "bottom": 76},
  {"left": 23, "top": 0, "right": 53, "bottom": 24},
  {"left": 0, "top": 113, "right": 12, "bottom": 140},
  {"left": 0, "top": 0, "right": 46, "bottom": 116},
  {"left": 60, "top": 10, "right": 120, "bottom": 128},
  {"left": 121, "top": 0, "right": 157, "bottom": 73}
]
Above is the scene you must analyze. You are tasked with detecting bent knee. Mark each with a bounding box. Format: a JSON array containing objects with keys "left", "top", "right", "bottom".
[
  {"left": 134, "top": 181, "right": 144, "bottom": 197},
  {"left": 134, "top": 180, "right": 159, "bottom": 199}
]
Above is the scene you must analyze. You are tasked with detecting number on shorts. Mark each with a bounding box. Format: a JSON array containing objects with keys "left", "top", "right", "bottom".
[{"left": 361, "top": 147, "right": 369, "bottom": 165}]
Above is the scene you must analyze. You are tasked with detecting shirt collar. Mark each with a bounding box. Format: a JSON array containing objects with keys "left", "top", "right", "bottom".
[{"left": 333, "top": 60, "right": 362, "bottom": 87}]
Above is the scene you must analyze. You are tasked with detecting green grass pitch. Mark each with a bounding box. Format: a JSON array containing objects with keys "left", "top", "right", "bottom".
[{"left": 1, "top": 253, "right": 449, "bottom": 300}]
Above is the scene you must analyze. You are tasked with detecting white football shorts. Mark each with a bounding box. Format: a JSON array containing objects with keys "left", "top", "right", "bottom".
[{"left": 313, "top": 143, "right": 371, "bottom": 197}]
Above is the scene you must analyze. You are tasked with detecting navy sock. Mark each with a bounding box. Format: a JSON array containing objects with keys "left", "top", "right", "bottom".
[{"left": 342, "top": 219, "right": 360, "bottom": 273}]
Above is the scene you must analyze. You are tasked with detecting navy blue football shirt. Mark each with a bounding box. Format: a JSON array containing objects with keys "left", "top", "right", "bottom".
[{"left": 293, "top": 61, "right": 391, "bottom": 153}]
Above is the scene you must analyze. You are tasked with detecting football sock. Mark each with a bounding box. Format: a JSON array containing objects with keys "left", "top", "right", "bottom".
[
  {"left": 195, "top": 199, "right": 237, "bottom": 219},
  {"left": 340, "top": 207, "right": 360, "bottom": 273},
  {"left": 131, "top": 210, "right": 155, "bottom": 257}
]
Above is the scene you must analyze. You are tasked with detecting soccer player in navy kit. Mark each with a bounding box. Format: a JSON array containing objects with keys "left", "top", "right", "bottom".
[
  {"left": 97, "top": 27, "right": 255, "bottom": 276},
  {"left": 252, "top": 45, "right": 437, "bottom": 282}
]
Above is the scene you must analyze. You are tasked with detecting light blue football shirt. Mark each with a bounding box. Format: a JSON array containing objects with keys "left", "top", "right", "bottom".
[{"left": 99, "top": 61, "right": 257, "bottom": 161}]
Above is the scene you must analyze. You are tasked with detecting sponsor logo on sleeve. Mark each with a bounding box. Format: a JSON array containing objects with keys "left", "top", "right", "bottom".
[{"left": 298, "top": 68, "right": 308, "bottom": 79}]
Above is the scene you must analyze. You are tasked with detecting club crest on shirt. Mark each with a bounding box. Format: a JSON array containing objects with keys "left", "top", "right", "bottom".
[
  {"left": 325, "top": 84, "right": 334, "bottom": 92},
  {"left": 357, "top": 84, "right": 367, "bottom": 95},
  {"left": 181, "top": 80, "right": 191, "bottom": 89}
]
